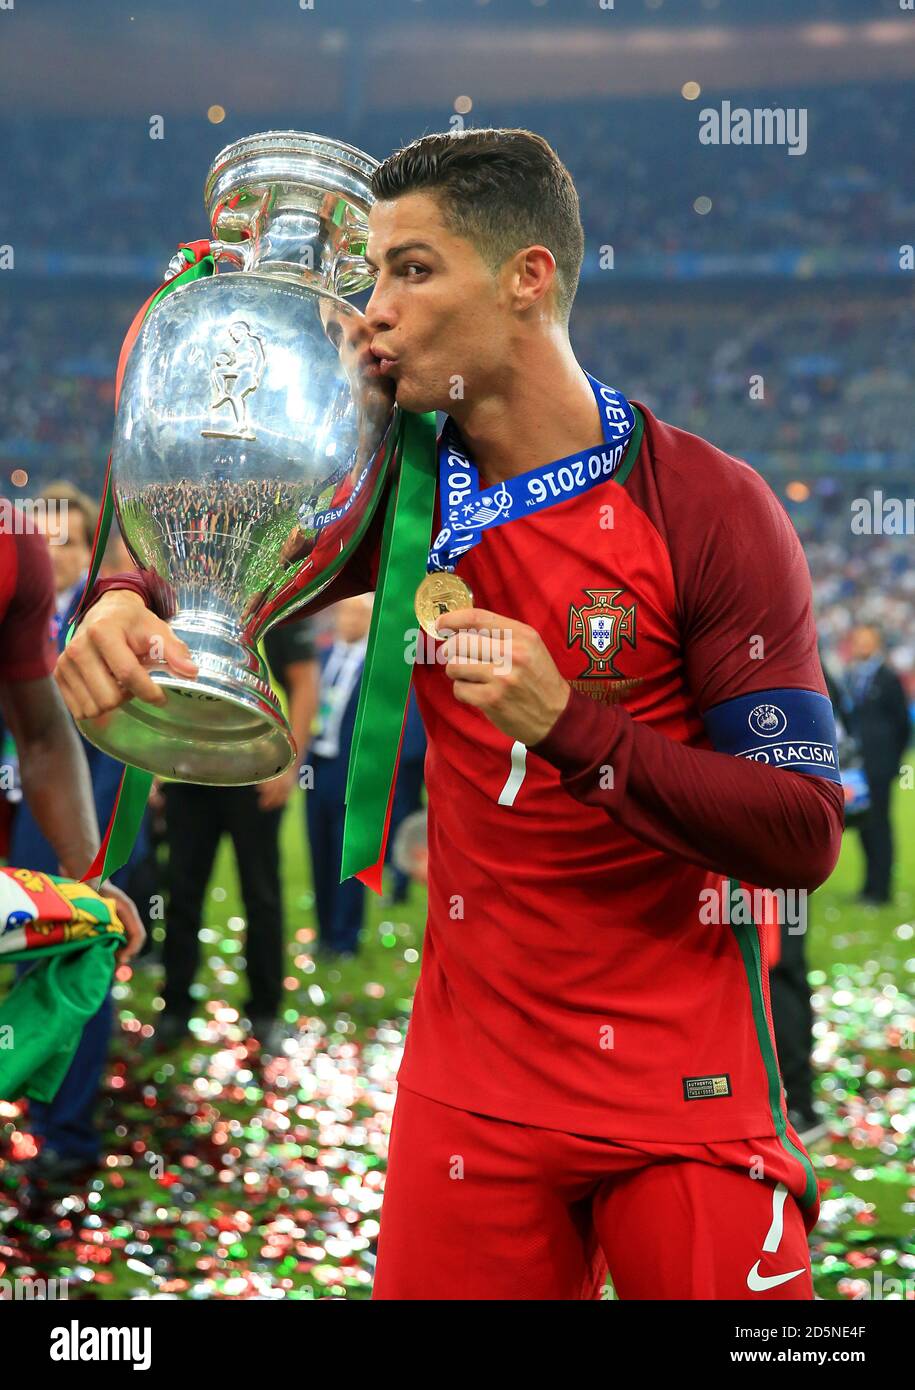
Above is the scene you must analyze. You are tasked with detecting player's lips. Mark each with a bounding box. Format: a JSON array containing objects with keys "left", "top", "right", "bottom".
[
  {"left": 359, "top": 347, "right": 384, "bottom": 378},
  {"left": 370, "top": 345, "right": 399, "bottom": 375}
]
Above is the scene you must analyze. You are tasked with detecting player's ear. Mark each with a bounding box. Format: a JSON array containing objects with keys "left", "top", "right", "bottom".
[{"left": 509, "top": 245, "right": 556, "bottom": 314}]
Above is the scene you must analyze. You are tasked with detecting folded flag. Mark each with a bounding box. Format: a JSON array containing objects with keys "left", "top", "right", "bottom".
[{"left": 0, "top": 867, "right": 126, "bottom": 1103}]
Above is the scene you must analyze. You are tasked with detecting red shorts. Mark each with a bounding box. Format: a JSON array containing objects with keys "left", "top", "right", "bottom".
[{"left": 373, "top": 1085, "right": 819, "bottom": 1300}]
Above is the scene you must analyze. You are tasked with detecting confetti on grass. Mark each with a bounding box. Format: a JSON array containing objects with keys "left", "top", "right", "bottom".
[{"left": 0, "top": 928, "right": 911, "bottom": 1299}]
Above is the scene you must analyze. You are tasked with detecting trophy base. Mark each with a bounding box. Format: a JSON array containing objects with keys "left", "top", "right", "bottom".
[{"left": 78, "top": 617, "right": 297, "bottom": 786}]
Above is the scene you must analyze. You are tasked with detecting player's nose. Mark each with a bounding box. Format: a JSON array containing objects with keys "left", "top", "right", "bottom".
[{"left": 364, "top": 279, "right": 397, "bottom": 332}]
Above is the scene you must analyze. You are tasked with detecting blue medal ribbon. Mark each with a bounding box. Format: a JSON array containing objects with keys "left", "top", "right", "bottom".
[{"left": 429, "top": 373, "right": 636, "bottom": 574}]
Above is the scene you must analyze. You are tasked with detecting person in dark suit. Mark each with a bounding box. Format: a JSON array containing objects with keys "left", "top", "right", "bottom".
[
  {"left": 846, "top": 625, "right": 912, "bottom": 905},
  {"left": 305, "top": 596, "right": 371, "bottom": 957},
  {"left": 158, "top": 615, "right": 318, "bottom": 1053}
]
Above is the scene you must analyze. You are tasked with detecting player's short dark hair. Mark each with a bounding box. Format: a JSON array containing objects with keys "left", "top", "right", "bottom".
[{"left": 372, "top": 128, "right": 584, "bottom": 323}]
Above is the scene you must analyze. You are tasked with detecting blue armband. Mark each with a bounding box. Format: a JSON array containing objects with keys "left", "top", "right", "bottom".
[{"left": 703, "top": 688, "right": 841, "bottom": 784}]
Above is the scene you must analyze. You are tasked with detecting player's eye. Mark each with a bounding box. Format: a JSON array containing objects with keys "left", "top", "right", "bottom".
[{"left": 401, "top": 262, "right": 429, "bottom": 279}]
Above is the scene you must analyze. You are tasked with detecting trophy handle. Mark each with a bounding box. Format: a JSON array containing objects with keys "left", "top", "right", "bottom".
[
  {"left": 210, "top": 238, "right": 251, "bottom": 270},
  {"left": 163, "top": 239, "right": 249, "bottom": 281},
  {"left": 167, "top": 241, "right": 370, "bottom": 296},
  {"left": 333, "top": 250, "right": 373, "bottom": 295}
]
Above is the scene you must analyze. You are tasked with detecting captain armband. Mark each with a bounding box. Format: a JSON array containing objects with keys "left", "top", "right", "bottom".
[{"left": 702, "top": 688, "right": 841, "bottom": 784}]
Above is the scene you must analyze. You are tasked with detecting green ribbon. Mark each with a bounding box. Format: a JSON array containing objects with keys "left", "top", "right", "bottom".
[
  {"left": 341, "top": 409, "right": 438, "bottom": 887},
  {"left": 69, "top": 248, "right": 215, "bottom": 884}
]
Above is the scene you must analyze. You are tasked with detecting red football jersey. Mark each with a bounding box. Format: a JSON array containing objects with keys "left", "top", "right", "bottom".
[
  {"left": 94, "top": 398, "right": 839, "bottom": 1156},
  {"left": 395, "top": 401, "right": 834, "bottom": 1144},
  {"left": 0, "top": 533, "right": 57, "bottom": 683}
]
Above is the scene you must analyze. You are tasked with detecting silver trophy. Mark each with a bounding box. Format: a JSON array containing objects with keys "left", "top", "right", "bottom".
[{"left": 79, "top": 132, "right": 397, "bottom": 784}]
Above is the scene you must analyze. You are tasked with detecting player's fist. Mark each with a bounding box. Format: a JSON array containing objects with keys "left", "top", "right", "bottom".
[
  {"left": 55, "top": 589, "right": 198, "bottom": 721},
  {"left": 101, "top": 879, "right": 147, "bottom": 964}
]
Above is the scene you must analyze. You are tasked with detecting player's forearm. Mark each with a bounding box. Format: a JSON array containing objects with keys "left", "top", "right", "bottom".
[
  {"left": 86, "top": 569, "right": 176, "bottom": 622},
  {"left": 532, "top": 689, "right": 844, "bottom": 892},
  {"left": 18, "top": 719, "right": 100, "bottom": 879}
]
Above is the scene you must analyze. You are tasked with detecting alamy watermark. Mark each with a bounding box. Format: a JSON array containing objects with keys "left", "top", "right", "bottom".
[
  {"left": 699, "top": 883, "right": 808, "bottom": 935},
  {"left": 0, "top": 497, "right": 70, "bottom": 543},
  {"left": 1, "top": 1276, "right": 69, "bottom": 1300},
  {"left": 850, "top": 1271, "right": 915, "bottom": 1300},
  {"left": 405, "top": 625, "right": 514, "bottom": 671},
  {"left": 699, "top": 101, "right": 807, "bottom": 156},
  {"left": 50, "top": 1321, "right": 150, "bottom": 1369},
  {"left": 850, "top": 491, "right": 915, "bottom": 535}
]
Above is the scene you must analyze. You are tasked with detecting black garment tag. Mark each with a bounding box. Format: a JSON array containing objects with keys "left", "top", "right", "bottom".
[{"left": 683, "top": 1073, "right": 732, "bottom": 1101}]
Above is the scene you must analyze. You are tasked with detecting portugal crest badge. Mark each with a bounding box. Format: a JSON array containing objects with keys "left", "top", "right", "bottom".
[{"left": 568, "top": 588, "right": 636, "bottom": 679}]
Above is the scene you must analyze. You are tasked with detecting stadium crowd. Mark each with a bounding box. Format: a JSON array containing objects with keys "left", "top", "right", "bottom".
[
  {"left": 1, "top": 82, "right": 909, "bottom": 259},
  {"left": 3, "top": 286, "right": 912, "bottom": 684}
]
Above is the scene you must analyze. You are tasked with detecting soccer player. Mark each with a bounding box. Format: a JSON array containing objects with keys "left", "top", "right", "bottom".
[
  {"left": 55, "top": 129, "right": 844, "bottom": 1300},
  {"left": 0, "top": 527, "right": 145, "bottom": 959}
]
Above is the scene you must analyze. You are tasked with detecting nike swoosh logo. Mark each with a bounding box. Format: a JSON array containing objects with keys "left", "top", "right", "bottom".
[{"left": 747, "top": 1260, "right": 805, "bottom": 1292}]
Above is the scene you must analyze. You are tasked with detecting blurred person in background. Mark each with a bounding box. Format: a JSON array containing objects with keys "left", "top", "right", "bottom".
[
  {"left": 391, "top": 807, "right": 428, "bottom": 891},
  {"left": 768, "top": 653, "right": 859, "bottom": 1150},
  {"left": 0, "top": 523, "right": 144, "bottom": 1187},
  {"left": 9, "top": 486, "right": 154, "bottom": 1182},
  {"left": 306, "top": 595, "right": 372, "bottom": 959},
  {"left": 157, "top": 615, "right": 318, "bottom": 1055},
  {"left": 37, "top": 482, "right": 94, "bottom": 629},
  {"left": 0, "top": 481, "right": 99, "bottom": 829},
  {"left": 845, "top": 624, "right": 912, "bottom": 906}
]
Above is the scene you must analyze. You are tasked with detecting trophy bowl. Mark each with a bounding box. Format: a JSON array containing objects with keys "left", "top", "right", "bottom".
[{"left": 78, "top": 132, "right": 397, "bottom": 785}]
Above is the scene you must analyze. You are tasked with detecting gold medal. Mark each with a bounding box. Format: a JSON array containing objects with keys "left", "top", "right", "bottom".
[{"left": 415, "top": 572, "right": 474, "bottom": 639}]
